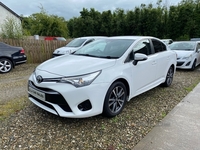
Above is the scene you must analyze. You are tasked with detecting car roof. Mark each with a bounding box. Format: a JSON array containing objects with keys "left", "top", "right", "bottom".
[
  {"left": 107, "top": 36, "right": 156, "bottom": 40},
  {"left": 76, "top": 36, "right": 107, "bottom": 39},
  {"left": 161, "top": 39, "right": 173, "bottom": 41},
  {"left": 172, "top": 41, "right": 198, "bottom": 43},
  {"left": 190, "top": 38, "right": 200, "bottom": 41},
  {"left": 74, "top": 36, "right": 162, "bottom": 41}
]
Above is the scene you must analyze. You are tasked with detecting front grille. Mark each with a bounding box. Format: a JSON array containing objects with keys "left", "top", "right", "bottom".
[
  {"left": 30, "top": 95, "right": 55, "bottom": 110},
  {"left": 52, "top": 54, "right": 63, "bottom": 57},
  {"left": 28, "top": 81, "right": 72, "bottom": 112}
]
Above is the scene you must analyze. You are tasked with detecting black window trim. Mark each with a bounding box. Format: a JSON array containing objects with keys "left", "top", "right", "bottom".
[{"left": 150, "top": 38, "right": 167, "bottom": 54}]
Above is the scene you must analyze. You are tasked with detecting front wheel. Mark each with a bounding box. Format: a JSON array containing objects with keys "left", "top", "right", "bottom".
[
  {"left": 161, "top": 66, "right": 174, "bottom": 87},
  {"left": 191, "top": 60, "right": 196, "bottom": 71},
  {"left": 0, "top": 58, "right": 13, "bottom": 73},
  {"left": 103, "top": 81, "right": 127, "bottom": 117}
]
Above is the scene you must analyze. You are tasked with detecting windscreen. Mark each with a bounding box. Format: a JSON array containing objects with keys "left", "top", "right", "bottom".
[
  {"left": 74, "top": 39, "right": 135, "bottom": 59},
  {"left": 66, "top": 39, "right": 87, "bottom": 47},
  {"left": 169, "top": 42, "right": 196, "bottom": 51},
  {"left": 56, "top": 37, "right": 66, "bottom": 41}
]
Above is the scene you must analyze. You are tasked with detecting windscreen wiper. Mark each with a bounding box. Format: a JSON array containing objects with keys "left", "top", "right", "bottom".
[
  {"left": 98, "top": 56, "right": 119, "bottom": 59},
  {"left": 73, "top": 53, "right": 98, "bottom": 57}
]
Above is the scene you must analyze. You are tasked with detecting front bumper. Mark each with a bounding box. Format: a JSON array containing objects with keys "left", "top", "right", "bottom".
[
  {"left": 28, "top": 74, "right": 109, "bottom": 118},
  {"left": 176, "top": 60, "right": 192, "bottom": 69}
]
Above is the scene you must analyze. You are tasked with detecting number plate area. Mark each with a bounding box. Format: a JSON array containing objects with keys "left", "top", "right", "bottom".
[{"left": 28, "top": 86, "right": 45, "bottom": 101}]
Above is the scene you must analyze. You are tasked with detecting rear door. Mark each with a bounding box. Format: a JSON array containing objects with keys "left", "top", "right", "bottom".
[{"left": 150, "top": 39, "right": 170, "bottom": 81}]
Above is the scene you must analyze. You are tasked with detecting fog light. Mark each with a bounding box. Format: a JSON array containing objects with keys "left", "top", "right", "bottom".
[
  {"left": 186, "top": 61, "right": 191, "bottom": 66},
  {"left": 78, "top": 100, "right": 92, "bottom": 111}
]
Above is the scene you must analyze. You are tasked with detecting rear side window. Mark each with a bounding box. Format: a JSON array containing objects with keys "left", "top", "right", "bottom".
[{"left": 152, "top": 39, "right": 167, "bottom": 53}]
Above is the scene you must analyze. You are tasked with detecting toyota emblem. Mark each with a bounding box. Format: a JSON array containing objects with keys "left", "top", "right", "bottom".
[{"left": 36, "top": 75, "right": 43, "bottom": 83}]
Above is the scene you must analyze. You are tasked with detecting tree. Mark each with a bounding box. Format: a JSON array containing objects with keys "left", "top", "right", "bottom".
[
  {"left": 112, "top": 8, "right": 126, "bottom": 35},
  {"left": 22, "top": 9, "right": 68, "bottom": 37},
  {"left": 100, "top": 10, "right": 113, "bottom": 36},
  {"left": 66, "top": 0, "right": 200, "bottom": 39}
]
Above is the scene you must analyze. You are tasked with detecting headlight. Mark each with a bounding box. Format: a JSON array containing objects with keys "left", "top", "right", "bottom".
[
  {"left": 59, "top": 71, "right": 101, "bottom": 87},
  {"left": 182, "top": 54, "right": 192, "bottom": 60},
  {"left": 64, "top": 50, "right": 74, "bottom": 54}
]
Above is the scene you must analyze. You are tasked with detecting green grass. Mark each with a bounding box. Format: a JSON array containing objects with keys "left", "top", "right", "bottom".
[
  {"left": 184, "top": 80, "right": 200, "bottom": 92},
  {"left": 161, "top": 112, "right": 167, "bottom": 118},
  {"left": 0, "top": 96, "right": 29, "bottom": 121}
]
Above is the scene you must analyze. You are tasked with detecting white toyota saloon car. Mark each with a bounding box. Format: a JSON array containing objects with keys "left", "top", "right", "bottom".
[{"left": 28, "top": 36, "right": 177, "bottom": 118}]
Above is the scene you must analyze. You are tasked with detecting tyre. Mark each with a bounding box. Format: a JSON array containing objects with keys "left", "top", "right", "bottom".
[
  {"left": 103, "top": 81, "right": 127, "bottom": 117},
  {"left": 0, "top": 58, "right": 13, "bottom": 73},
  {"left": 161, "top": 66, "right": 174, "bottom": 87},
  {"left": 191, "top": 60, "right": 196, "bottom": 71}
]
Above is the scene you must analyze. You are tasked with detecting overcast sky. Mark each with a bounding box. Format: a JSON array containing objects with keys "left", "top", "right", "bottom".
[{"left": 1, "top": 0, "right": 183, "bottom": 20}]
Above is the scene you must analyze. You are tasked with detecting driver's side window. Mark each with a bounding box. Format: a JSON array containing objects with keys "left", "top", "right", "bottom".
[{"left": 133, "top": 39, "right": 151, "bottom": 55}]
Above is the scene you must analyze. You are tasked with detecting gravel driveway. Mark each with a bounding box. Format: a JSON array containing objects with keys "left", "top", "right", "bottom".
[{"left": 0, "top": 64, "right": 200, "bottom": 150}]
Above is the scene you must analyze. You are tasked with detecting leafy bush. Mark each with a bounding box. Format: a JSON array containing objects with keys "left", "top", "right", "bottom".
[{"left": 0, "top": 16, "right": 24, "bottom": 39}]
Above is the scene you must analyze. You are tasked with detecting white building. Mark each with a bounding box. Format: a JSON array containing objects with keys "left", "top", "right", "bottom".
[{"left": 0, "top": 2, "right": 21, "bottom": 33}]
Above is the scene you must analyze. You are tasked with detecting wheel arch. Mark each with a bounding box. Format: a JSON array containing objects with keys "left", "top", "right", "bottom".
[
  {"left": 168, "top": 64, "right": 176, "bottom": 77},
  {"left": 193, "top": 58, "right": 197, "bottom": 65},
  {"left": 111, "top": 78, "right": 130, "bottom": 101},
  {"left": 171, "top": 64, "right": 175, "bottom": 72},
  {"left": 0, "top": 56, "right": 15, "bottom": 68},
  {"left": 191, "top": 58, "right": 197, "bottom": 70}
]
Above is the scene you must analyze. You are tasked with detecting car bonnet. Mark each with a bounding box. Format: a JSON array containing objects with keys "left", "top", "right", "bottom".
[
  {"left": 174, "top": 50, "right": 194, "bottom": 58},
  {"left": 53, "top": 46, "right": 80, "bottom": 54},
  {"left": 36, "top": 55, "right": 116, "bottom": 77}
]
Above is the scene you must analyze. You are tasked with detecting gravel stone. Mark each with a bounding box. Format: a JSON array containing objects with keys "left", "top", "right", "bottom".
[{"left": 0, "top": 64, "right": 200, "bottom": 150}]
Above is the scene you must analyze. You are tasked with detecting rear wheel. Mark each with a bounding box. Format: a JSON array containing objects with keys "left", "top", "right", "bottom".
[
  {"left": 103, "top": 81, "right": 127, "bottom": 117},
  {"left": 0, "top": 58, "right": 13, "bottom": 73},
  {"left": 161, "top": 66, "right": 174, "bottom": 87}
]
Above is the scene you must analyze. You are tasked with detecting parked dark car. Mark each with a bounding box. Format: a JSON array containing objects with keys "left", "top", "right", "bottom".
[{"left": 0, "top": 42, "right": 27, "bottom": 73}]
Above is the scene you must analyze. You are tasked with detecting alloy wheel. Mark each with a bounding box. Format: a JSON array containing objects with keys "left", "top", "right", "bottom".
[
  {"left": 103, "top": 82, "right": 127, "bottom": 117},
  {"left": 0, "top": 59, "right": 13, "bottom": 73}
]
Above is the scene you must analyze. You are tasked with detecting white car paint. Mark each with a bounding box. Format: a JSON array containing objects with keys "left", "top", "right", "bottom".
[
  {"left": 169, "top": 41, "right": 200, "bottom": 70},
  {"left": 28, "top": 36, "right": 177, "bottom": 118}
]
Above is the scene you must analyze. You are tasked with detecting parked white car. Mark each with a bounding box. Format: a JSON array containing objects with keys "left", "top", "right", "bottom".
[
  {"left": 161, "top": 39, "right": 173, "bottom": 45},
  {"left": 28, "top": 36, "right": 177, "bottom": 118},
  {"left": 169, "top": 41, "right": 200, "bottom": 70},
  {"left": 190, "top": 38, "right": 200, "bottom": 41},
  {"left": 52, "top": 36, "right": 106, "bottom": 57}
]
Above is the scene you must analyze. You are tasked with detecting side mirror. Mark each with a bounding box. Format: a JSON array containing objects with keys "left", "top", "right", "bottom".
[
  {"left": 133, "top": 53, "right": 148, "bottom": 65},
  {"left": 197, "top": 49, "right": 200, "bottom": 53}
]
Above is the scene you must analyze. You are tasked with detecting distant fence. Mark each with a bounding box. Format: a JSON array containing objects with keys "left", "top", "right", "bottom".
[{"left": 0, "top": 38, "right": 72, "bottom": 63}]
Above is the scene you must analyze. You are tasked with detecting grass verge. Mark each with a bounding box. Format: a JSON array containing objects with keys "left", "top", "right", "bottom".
[
  {"left": 184, "top": 80, "right": 200, "bottom": 92},
  {"left": 0, "top": 96, "right": 30, "bottom": 121}
]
